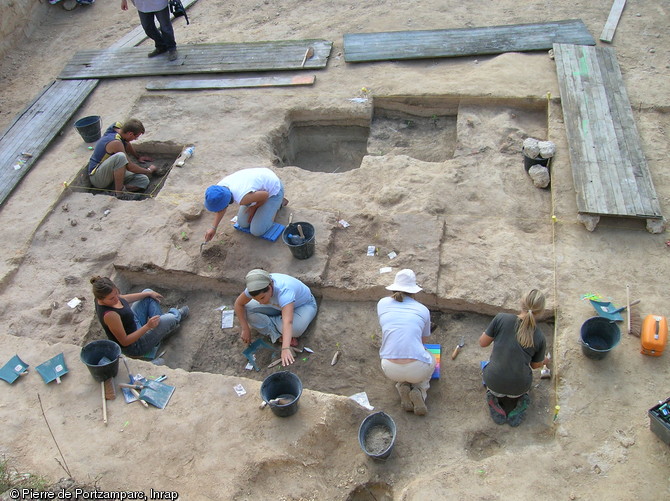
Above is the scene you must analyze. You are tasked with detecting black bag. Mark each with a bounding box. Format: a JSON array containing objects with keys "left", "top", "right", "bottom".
[{"left": 169, "top": 0, "right": 189, "bottom": 25}]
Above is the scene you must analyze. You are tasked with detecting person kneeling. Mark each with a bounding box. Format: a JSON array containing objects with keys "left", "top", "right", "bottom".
[
  {"left": 479, "top": 289, "right": 549, "bottom": 426},
  {"left": 234, "top": 269, "right": 317, "bottom": 367},
  {"left": 377, "top": 269, "right": 436, "bottom": 416}
]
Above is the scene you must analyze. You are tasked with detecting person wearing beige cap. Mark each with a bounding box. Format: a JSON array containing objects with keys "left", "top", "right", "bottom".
[
  {"left": 377, "top": 269, "right": 436, "bottom": 416},
  {"left": 234, "top": 269, "right": 318, "bottom": 366}
]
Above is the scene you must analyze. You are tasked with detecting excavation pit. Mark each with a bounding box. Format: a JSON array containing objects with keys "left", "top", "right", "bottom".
[
  {"left": 83, "top": 271, "right": 555, "bottom": 430},
  {"left": 272, "top": 123, "right": 369, "bottom": 173},
  {"left": 66, "top": 141, "right": 183, "bottom": 200},
  {"left": 271, "top": 97, "right": 547, "bottom": 174}
]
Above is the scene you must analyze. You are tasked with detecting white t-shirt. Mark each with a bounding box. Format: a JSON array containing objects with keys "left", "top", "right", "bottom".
[
  {"left": 218, "top": 168, "right": 282, "bottom": 204},
  {"left": 377, "top": 296, "right": 432, "bottom": 363}
]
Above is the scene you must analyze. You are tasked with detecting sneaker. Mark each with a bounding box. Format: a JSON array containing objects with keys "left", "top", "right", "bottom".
[
  {"left": 167, "top": 49, "right": 178, "bottom": 61},
  {"left": 148, "top": 48, "right": 168, "bottom": 58},
  {"left": 507, "top": 394, "right": 530, "bottom": 427},
  {"left": 178, "top": 306, "right": 189, "bottom": 320},
  {"left": 409, "top": 387, "right": 427, "bottom": 416},
  {"left": 397, "top": 382, "right": 413, "bottom": 412},
  {"left": 486, "top": 390, "right": 507, "bottom": 425}
]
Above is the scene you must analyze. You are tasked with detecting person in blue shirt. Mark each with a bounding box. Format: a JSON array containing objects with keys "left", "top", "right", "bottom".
[
  {"left": 87, "top": 119, "right": 160, "bottom": 199},
  {"left": 234, "top": 269, "right": 317, "bottom": 366},
  {"left": 377, "top": 269, "right": 436, "bottom": 416}
]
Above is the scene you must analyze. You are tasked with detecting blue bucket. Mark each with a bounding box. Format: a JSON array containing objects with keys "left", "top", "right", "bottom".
[
  {"left": 580, "top": 316, "right": 621, "bottom": 360},
  {"left": 74, "top": 115, "right": 102, "bottom": 143}
]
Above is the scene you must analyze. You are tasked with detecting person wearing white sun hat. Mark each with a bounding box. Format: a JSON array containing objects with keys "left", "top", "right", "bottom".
[{"left": 376, "top": 269, "right": 436, "bottom": 416}]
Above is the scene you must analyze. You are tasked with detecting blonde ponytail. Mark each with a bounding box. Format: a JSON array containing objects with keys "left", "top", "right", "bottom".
[{"left": 516, "top": 289, "right": 545, "bottom": 348}]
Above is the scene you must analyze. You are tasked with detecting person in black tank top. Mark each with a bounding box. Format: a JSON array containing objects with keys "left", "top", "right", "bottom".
[{"left": 91, "top": 276, "right": 189, "bottom": 358}]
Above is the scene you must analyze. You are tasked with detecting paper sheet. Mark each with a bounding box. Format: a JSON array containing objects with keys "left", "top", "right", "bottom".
[{"left": 221, "top": 310, "right": 234, "bottom": 328}]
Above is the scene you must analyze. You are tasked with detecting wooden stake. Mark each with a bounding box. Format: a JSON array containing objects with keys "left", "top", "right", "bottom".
[
  {"left": 102, "top": 381, "right": 108, "bottom": 425},
  {"left": 626, "top": 286, "right": 632, "bottom": 333}
]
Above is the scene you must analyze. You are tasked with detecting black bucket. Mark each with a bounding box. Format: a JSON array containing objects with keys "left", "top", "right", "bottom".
[
  {"left": 358, "top": 411, "right": 397, "bottom": 461},
  {"left": 74, "top": 115, "right": 102, "bottom": 143},
  {"left": 80, "top": 340, "right": 121, "bottom": 382},
  {"left": 579, "top": 316, "right": 621, "bottom": 360},
  {"left": 282, "top": 222, "right": 315, "bottom": 260},
  {"left": 523, "top": 153, "right": 550, "bottom": 172},
  {"left": 260, "top": 371, "right": 303, "bottom": 417}
]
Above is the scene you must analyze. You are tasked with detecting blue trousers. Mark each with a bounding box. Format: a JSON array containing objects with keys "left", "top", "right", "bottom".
[
  {"left": 124, "top": 289, "right": 183, "bottom": 356},
  {"left": 245, "top": 294, "right": 317, "bottom": 343},
  {"left": 138, "top": 7, "right": 176, "bottom": 51},
  {"left": 236, "top": 183, "right": 285, "bottom": 237}
]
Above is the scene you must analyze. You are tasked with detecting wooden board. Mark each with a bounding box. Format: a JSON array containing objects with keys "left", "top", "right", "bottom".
[
  {"left": 553, "top": 43, "right": 662, "bottom": 221},
  {"left": 343, "top": 19, "right": 595, "bottom": 62},
  {"left": 600, "top": 0, "right": 627, "bottom": 43},
  {"left": 0, "top": 79, "right": 98, "bottom": 206},
  {"left": 147, "top": 74, "right": 315, "bottom": 91},
  {"left": 0, "top": 0, "right": 200, "bottom": 208},
  {"left": 59, "top": 40, "right": 332, "bottom": 80}
]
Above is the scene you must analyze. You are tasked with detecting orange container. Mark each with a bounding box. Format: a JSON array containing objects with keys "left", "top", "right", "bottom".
[{"left": 641, "top": 315, "right": 668, "bottom": 356}]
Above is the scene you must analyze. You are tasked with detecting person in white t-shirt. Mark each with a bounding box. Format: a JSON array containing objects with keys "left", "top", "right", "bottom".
[
  {"left": 377, "top": 269, "right": 436, "bottom": 416},
  {"left": 203, "top": 167, "right": 287, "bottom": 242}
]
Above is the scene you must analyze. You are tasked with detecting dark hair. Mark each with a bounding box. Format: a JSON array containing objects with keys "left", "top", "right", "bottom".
[
  {"left": 121, "top": 118, "right": 145, "bottom": 135},
  {"left": 249, "top": 285, "right": 271, "bottom": 297},
  {"left": 90, "top": 276, "right": 117, "bottom": 300},
  {"left": 390, "top": 291, "right": 408, "bottom": 302}
]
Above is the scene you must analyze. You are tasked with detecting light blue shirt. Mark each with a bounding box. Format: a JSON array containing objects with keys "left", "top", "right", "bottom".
[
  {"left": 244, "top": 273, "right": 312, "bottom": 311},
  {"left": 377, "top": 296, "right": 432, "bottom": 363},
  {"left": 133, "top": 1, "right": 168, "bottom": 13}
]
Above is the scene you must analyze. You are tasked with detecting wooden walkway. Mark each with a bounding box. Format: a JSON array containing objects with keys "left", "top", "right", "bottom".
[
  {"left": 0, "top": 79, "right": 98, "bottom": 206},
  {"left": 59, "top": 40, "right": 332, "bottom": 80},
  {"left": 553, "top": 43, "right": 663, "bottom": 230},
  {"left": 344, "top": 19, "right": 595, "bottom": 62},
  {"left": 0, "top": 0, "right": 201, "bottom": 207},
  {"left": 146, "top": 74, "right": 316, "bottom": 91}
]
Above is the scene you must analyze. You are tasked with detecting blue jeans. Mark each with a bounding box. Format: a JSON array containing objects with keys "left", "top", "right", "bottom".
[
  {"left": 138, "top": 7, "right": 176, "bottom": 51},
  {"left": 125, "top": 289, "right": 183, "bottom": 356},
  {"left": 236, "top": 183, "right": 284, "bottom": 237},
  {"left": 245, "top": 294, "right": 317, "bottom": 343}
]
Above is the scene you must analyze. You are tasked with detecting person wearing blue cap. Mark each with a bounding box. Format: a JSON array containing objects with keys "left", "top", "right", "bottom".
[{"left": 203, "top": 167, "right": 287, "bottom": 242}]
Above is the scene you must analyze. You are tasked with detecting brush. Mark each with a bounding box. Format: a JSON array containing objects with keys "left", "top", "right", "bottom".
[
  {"left": 627, "top": 285, "right": 642, "bottom": 337},
  {"left": 540, "top": 352, "right": 551, "bottom": 379}
]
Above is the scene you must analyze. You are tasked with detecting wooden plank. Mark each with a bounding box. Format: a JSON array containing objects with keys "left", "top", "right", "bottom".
[
  {"left": 146, "top": 74, "right": 316, "bottom": 91},
  {"left": 59, "top": 40, "right": 332, "bottom": 80},
  {"left": 596, "top": 47, "right": 661, "bottom": 216},
  {"left": 600, "top": 0, "right": 627, "bottom": 43},
  {"left": 111, "top": 0, "right": 200, "bottom": 49},
  {"left": 344, "top": 19, "right": 595, "bottom": 63},
  {"left": 553, "top": 43, "right": 662, "bottom": 221},
  {"left": 0, "top": 79, "right": 98, "bottom": 206},
  {"left": 554, "top": 44, "right": 596, "bottom": 213},
  {"left": 0, "top": 0, "right": 203, "bottom": 208}
]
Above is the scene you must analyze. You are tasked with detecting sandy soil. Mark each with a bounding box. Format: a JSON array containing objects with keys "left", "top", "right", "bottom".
[{"left": 1, "top": 1, "right": 669, "bottom": 500}]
